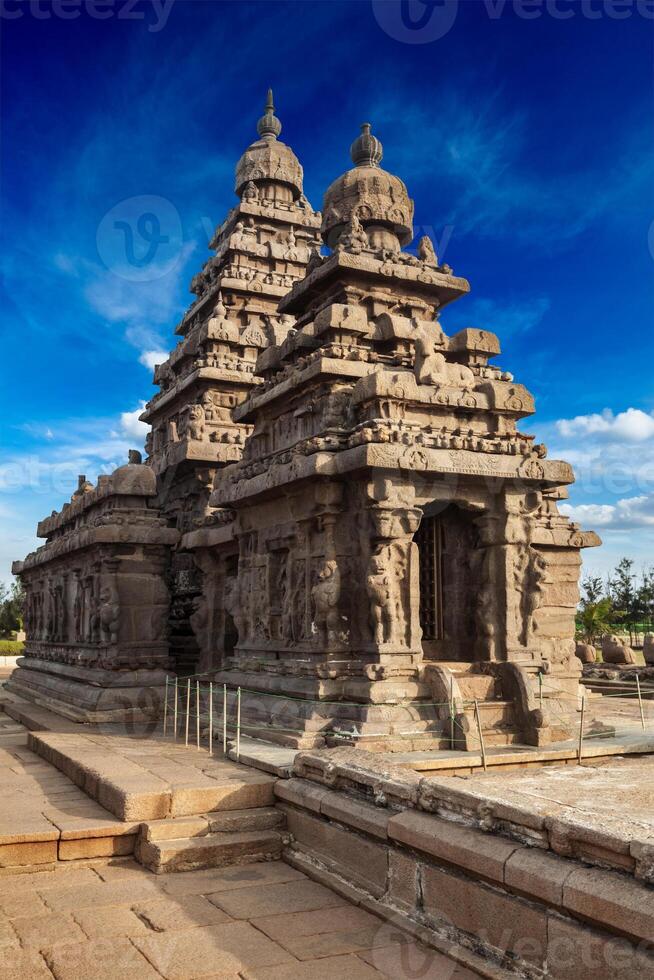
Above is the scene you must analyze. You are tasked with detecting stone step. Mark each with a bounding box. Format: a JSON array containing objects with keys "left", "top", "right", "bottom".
[
  {"left": 143, "top": 807, "right": 285, "bottom": 842},
  {"left": 135, "top": 829, "right": 284, "bottom": 874},
  {"left": 28, "top": 731, "right": 277, "bottom": 820},
  {"left": 466, "top": 699, "right": 516, "bottom": 729},
  {"left": 477, "top": 729, "right": 523, "bottom": 747},
  {"left": 208, "top": 806, "right": 285, "bottom": 834},
  {"left": 226, "top": 736, "right": 298, "bottom": 778},
  {"left": 455, "top": 674, "right": 499, "bottom": 700}
]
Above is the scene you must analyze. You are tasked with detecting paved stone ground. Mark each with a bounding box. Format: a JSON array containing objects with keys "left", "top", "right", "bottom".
[
  {"left": 0, "top": 859, "right": 480, "bottom": 979},
  {"left": 0, "top": 689, "right": 481, "bottom": 979}
]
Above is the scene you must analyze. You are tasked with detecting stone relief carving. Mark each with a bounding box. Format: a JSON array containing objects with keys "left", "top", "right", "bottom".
[
  {"left": 414, "top": 324, "right": 475, "bottom": 389},
  {"left": 311, "top": 559, "right": 342, "bottom": 646}
]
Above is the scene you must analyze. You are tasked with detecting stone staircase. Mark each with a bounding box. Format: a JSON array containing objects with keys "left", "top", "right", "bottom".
[
  {"left": 429, "top": 662, "right": 524, "bottom": 749},
  {"left": 135, "top": 806, "right": 287, "bottom": 874}
]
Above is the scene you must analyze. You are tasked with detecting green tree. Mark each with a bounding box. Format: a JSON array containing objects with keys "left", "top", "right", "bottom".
[
  {"left": 0, "top": 581, "right": 24, "bottom": 638},
  {"left": 608, "top": 558, "right": 638, "bottom": 641},
  {"left": 577, "top": 597, "right": 613, "bottom": 646},
  {"left": 581, "top": 575, "right": 605, "bottom": 605},
  {"left": 635, "top": 568, "right": 654, "bottom": 632}
]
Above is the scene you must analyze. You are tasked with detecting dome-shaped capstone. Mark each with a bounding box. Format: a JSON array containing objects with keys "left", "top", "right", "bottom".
[
  {"left": 321, "top": 123, "right": 414, "bottom": 248},
  {"left": 234, "top": 90, "right": 303, "bottom": 199}
]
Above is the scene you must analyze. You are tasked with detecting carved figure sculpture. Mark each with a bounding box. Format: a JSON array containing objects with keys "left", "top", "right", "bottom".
[
  {"left": 190, "top": 595, "right": 210, "bottom": 660},
  {"left": 223, "top": 576, "right": 245, "bottom": 643},
  {"left": 417, "top": 235, "right": 438, "bottom": 267},
  {"left": 575, "top": 642, "right": 596, "bottom": 664},
  {"left": 601, "top": 634, "right": 637, "bottom": 665},
  {"left": 99, "top": 583, "right": 120, "bottom": 645},
  {"left": 338, "top": 213, "right": 368, "bottom": 253},
  {"left": 644, "top": 633, "right": 654, "bottom": 666},
  {"left": 366, "top": 552, "right": 393, "bottom": 645},
  {"left": 186, "top": 404, "right": 205, "bottom": 441},
  {"left": 311, "top": 559, "right": 342, "bottom": 645},
  {"left": 414, "top": 326, "right": 475, "bottom": 389}
]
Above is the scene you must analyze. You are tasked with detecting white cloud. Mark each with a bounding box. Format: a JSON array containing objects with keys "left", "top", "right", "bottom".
[
  {"left": 119, "top": 402, "right": 149, "bottom": 442},
  {"left": 561, "top": 494, "right": 654, "bottom": 531},
  {"left": 139, "top": 350, "right": 168, "bottom": 371},
  {"left": 556, "top": 408, "right": 654, "bottom": 443}
]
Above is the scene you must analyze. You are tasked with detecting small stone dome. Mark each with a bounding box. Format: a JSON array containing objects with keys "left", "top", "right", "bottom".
[
  {"left": 111, "top": 453, "right": 157, "bottom": 496},
  {"left": 321, "top": 123, "right": 414, "bottom": 248},
  {"left": 234, "top": 90, "right": 303, "bottom": 199}
]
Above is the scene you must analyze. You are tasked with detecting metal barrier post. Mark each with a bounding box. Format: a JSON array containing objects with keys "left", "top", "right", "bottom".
[
  {"left": 196, "top": 681, "right": 200, "bottom": 749},
  {"left": 474, "top": 699, "right": 487, "bottom": 771},
  {"left": 209, "top": 682, "right": 213, "bottom": 755},
  {"left": 578, "top": 692, "right": 585, "bottom": 764},
  {"left": 223, "top": 684, "right": 227, "bottom": 754},
  {"left": 163, "top": 676, "right": 168, "bottom": 736},
  {"left": 637, "top": 675, "right": 646, "bottom": 730},
  {"left": 236, "top": 687, "right": 241, "bottom": 761},
  {"left": 449, "top": 676, "right": 455, "bottom": 750},
  {"left": 185, "top": 678, "right": 190, "bottom": 747},
  {"left": 173, "top": 677, "right": 178, "bottom": 740}
]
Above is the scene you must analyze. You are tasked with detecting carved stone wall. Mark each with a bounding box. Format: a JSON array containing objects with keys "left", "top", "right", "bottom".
[{"left": 10, "top": 459, "right": 179, "bottom": 722}]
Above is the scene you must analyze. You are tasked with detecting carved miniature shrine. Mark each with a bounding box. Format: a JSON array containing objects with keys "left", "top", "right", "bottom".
[
  {"left": 9, "top": 454, "right": 178, "bottom": 721},
  {"left": 13, "top": 96, "right": 600, "bottom": 750}
]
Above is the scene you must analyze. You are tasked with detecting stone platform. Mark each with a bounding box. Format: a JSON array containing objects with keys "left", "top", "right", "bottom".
[{"left": 4, "top": 680, "right": 654, "bottom": 978}]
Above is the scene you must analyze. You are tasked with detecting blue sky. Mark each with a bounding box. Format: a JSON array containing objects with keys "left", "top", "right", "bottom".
[{"left": 1, "top": 0, "right": 653, "bottom": 585}]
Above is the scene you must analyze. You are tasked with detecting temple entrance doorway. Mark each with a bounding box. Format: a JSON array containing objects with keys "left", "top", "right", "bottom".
[{"left": 415, "top": 504, "right": 483, "bottom": 662}]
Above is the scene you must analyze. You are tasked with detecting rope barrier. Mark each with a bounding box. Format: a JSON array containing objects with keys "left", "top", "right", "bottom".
[{"left": 159, "top": 669, "right": 654, "bottom": 761}]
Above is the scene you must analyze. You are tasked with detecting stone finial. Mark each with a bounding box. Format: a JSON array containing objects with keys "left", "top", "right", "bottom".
[
  {"left": 350, "top": 123, "right": 383, "bottom": 168},
  {"left": 256, "top": 88, "right": 282, "bottom": 140},
  {"left": 213, "top": 290, "right": 226, "bottom": 318},
  {"left": 128, "top": 450, "right": 142, "bottom": 465},
  {"left": 77, "top": 475, "right": 86, "bottom": 491}
]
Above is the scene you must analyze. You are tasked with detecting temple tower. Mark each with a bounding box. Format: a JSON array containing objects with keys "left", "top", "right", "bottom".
[
  {"left": 141, "top": 92, "right": 322, "bottom": 672},
  {"left": 185, "top": 124, "right": 600, "bottom": 750}
]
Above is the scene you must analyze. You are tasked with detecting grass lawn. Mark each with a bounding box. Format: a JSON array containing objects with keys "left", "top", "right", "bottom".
[{"left": 0, "top": 640, "right": 24, "bottom": 655}]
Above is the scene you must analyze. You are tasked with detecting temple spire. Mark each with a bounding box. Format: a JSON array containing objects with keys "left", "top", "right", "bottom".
[{"left": 257, "top": 88, "right": 282, "bottom": 140}]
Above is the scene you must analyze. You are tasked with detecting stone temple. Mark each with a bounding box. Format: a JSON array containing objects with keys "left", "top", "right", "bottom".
[{"left": 11, "top": 92, "right": 600, "bottom": 749}]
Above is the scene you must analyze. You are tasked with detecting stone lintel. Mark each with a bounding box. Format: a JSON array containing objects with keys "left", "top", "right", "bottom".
[
  {"left": 18, "top": 525, "right": 180, "bottom": 572},
  {"left": 233, "top": 356, "right": 369, "bottom": 421},
  {"left": 182, "top": 522, "right": 236, "bottom": 551},
  {"left": 531, "top": 527, "right": 602, "bottom": 549},
  {"left": 213, "top": 443, "right": 576, "bottom": 509},
  {"left": 142, "top": 365, "right": 258, "bottom": 422},
  {"left": 279, "top": 250, "right": 471, "bottom": 315},
  {"left": 149, "top": 438, "right": 243, "bottom": 476}
]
